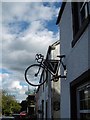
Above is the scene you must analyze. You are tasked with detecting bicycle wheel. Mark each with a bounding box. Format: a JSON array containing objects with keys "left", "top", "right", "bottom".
[{"left": 25, "top": 64, "right": 47, "bottom": 86}]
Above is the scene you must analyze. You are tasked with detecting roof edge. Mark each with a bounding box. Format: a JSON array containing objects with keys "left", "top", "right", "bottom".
[{"left": 56, "top": 2, "right": 66, "bottom": 25}]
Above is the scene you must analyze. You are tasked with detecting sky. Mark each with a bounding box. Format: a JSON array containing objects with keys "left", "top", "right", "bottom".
[{"left": 0, "top": 1, "right": 61, "bottom": 102}]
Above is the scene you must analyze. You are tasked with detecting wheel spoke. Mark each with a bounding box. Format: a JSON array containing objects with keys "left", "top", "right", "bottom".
[{"left": 25, "top": 64, "right": 47, "bottom": 86}]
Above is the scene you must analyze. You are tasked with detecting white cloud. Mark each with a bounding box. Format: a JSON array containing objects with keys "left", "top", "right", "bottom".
[
  {"left": 1, "top": 2, "right": 59, "bottom": 102},
  {"left": 1, "top": 72, "right": 28, "bottom": 102},
  {"left": 2, "top": 2, "right": 58, "bottom": 24},
  {"left": 2, "top": 2, "right": 58, "bottom": 71},
  {"left": 10, "top": 81, "right": 22, "bottom": 89}
]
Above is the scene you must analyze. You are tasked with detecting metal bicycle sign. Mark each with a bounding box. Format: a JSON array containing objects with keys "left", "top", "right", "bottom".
[{"left": 24, "top": 54, "right": 67, "bottom": 86}]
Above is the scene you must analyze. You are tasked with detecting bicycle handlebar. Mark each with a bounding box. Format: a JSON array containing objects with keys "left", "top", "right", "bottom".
[
  {"left": 35, "top": 54, "right": 44, "bottom": 63},
  {"left": 57, "top": 55, "right": 65, "bottom": 58}
]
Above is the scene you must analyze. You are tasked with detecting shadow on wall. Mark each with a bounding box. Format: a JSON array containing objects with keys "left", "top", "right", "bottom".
[{"left": 52, "top": 87, "right": 60, "bottom": 117}]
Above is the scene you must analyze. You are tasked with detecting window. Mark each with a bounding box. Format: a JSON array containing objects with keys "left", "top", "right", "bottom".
[
  {"left": 46, "top": 101, "right": 48, "bottom": 119},
  {"left": 77, "top": 83, "right": 90, "bottom": 120},
  {"left": 70, "top": 69, "right": 90, "bottom": 119},
  {"left": 72, "top": 2, "right": 90, "bottom": 47},
  {"left": 42, "top": 100, "right": 44, "bottom": 119}
]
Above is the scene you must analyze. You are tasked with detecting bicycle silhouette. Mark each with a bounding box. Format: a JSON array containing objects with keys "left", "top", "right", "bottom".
[{"left": 24, "top": 54, "right": 66, "bottom": 86}]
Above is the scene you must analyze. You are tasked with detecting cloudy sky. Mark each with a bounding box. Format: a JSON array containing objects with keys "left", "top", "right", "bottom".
[{"left": 0, "top": 1, "right": 61, "bottom": 102}]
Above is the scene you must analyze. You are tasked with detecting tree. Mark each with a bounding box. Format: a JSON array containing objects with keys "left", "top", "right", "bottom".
[{"left": 2, "top": 90, "right": 21, "bottom": 115}]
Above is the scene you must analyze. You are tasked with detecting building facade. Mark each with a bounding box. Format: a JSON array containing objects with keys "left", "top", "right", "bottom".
[
  {"left": 56, "top": 2, "right": 90, "bottom": 119},
  {"left": 26, "top": 94, "right": 36, "bottom": 118},
  {"left": 36, "top": 41, "right": 61, "bottom": 119}
]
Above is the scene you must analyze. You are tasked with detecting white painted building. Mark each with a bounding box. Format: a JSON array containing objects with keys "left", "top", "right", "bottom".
[
  {"left": 36, "top": 40, "right": 61, "bottom": 119},
  {"left": 46, "top": 41, "right": 60, "bottom": 119},
  {"left": 56, "top": 2, "right": 90, "bottom": 119}
]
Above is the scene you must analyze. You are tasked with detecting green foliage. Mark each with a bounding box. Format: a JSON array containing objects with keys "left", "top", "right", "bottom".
[{"left": 2, "top": 90, "right": 21, "bottom": 115}]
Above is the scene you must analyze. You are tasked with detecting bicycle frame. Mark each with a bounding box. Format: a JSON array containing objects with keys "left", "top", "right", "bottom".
[
  {"left": 42, "top": 60, "right": 60, "bottom": 76},
  {"left": 36, "top": 54, "right": 66, "bottom": 79},
  {"left": 25, "top": 54, "right": 66, "bottom": 87}
]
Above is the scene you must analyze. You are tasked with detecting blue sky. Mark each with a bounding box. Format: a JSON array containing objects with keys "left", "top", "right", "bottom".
[
  {"left": 0, "top": 68, "right": 12, "bottom": 74},
  {"left": 1, "top": 2, "right": 61, "bottom": 102},
  {"left": 8, "top": 21, "right": 30, "bottom": 34}
]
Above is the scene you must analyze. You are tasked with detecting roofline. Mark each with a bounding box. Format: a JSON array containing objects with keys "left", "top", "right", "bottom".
[
  {"left": 56, "top": 2, "right": 66, "bottom": 25},
  {"left": 46, "top": 40, "right": 60, "bottom": 57},
  {"left": 28, "top": 94, "right": 35, "bottom": 96},
  {"left": 51, "top": 40, "right": 60, "bottom": 47}
]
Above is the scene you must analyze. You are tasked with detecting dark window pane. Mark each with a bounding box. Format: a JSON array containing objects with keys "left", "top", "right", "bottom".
[
  {"left": 79, "top": 86, "right": 90, "bottom": 100},
  {"left": 80, "top": 113, "right": 90, "bottom": 120},
  {"left": 72, "top": 2, "right": 79, "bottom": 36},
  {"left": 79, "top": 90, "right": 85, "bottom": 100},
  {"left": 84, "top": 100, "right": 89, "bottom": 109},
  {"left": 80, "top": 2, "right": 88, "bottom": 24},
  {"left": 80, "top": 100, "right": 88, "bottom": 110},
  {"left": 87, "top": 87, "right": 90, "bottom": 98},
  {"left": 80, "top": 100, "right": 84, "bottom": 110},
  {"left": 79, "top": 85, "right": 90, "bottom": 110},
  {"left": 88, "top": 99, "right": 90, "bottom": 109}
]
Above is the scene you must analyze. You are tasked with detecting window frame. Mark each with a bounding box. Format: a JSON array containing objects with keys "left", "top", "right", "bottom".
[
  {"left": 72, "top": 2, "right": 90, "bottom": 47},
  {"left": 70, "top": 69, "right": 90, "bottom": 119},
  {"left": 76, "top": 83, "right": 90, "bottom": 119}
]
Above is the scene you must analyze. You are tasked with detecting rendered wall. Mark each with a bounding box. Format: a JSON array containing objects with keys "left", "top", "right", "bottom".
[{"left": 59, "top": 2, "right": 89, "bottom": 118}]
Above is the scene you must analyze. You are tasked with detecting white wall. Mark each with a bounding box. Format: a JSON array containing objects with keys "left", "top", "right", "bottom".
[{"left": 59, "top": 2, "right": 89, "bottom": 118}]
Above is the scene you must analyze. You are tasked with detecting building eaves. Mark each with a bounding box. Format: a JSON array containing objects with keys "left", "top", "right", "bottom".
[
  {"left": 51, "top": 40, "right": 60, "bottom": 47},
  {"left": 46, "top": 40, "right": 60, "bottom": 58},
  {"left": 56, "top": 2, "right": 66, "bottom": 25}
]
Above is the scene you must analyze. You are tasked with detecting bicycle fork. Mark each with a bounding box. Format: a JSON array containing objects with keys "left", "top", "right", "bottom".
[{"left": 35, "top": 65, "right": 41, "bottom": 77}]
